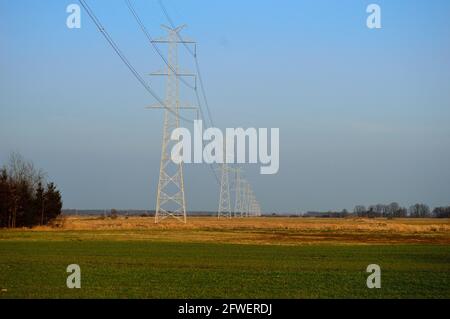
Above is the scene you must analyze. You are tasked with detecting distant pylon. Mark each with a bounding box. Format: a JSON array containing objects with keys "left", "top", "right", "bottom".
[
  {"left": 233, "top": 168, "right": 244, "bottom": 217},
  {"left": 152, "top": 25, "right": 194, "bottom": 224},
  {"left": 218, "top": 164, "right": 231, "bottom": 218},
  {"left": 243, "top": 181, "right": 251, "bottom": 217}
]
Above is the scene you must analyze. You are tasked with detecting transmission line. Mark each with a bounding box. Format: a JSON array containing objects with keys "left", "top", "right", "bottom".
[
  {"left": 158, "top": 0, "right": 215, "bottom": 128},
  {"left": 122, "top": 0, "right": 220, "bottom": 185},
  {"left": 78, "top": 0, "right": 193, "bottom": 123},
  {"left": 124, "top": 0, "right": 196, "bottom": 91},
  {"left": 157, "top": 0, "right": 220, "bottom": 186},
  {"left": 157, "top": 2, "right": 263, "bottom": 216}
]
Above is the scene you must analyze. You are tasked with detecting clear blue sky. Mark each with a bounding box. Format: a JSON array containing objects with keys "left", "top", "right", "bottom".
[{"left": 1, "top": 0, "right": 449, "bottom": 212}]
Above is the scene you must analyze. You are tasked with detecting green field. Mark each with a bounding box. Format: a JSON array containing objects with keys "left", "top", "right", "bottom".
[{"left": 1, "top": 239, "right": 449, "bottom": 298}]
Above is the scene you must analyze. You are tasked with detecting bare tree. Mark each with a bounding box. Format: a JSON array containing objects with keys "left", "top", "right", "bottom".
[
  {"left": 409, "top": 203, "right": 431, "bottom": 218},
  {"left": 1, "top": 153, "right": 61, "bottom": 228},
  {"left": 433, "top": 206, "right": 450, "bottom": 218},
  {"left": 354, "top": 205, "right": 366, "bottom": 217},
  {"left": 371, "top": 204, "right": 386, "bottom": 217},
  {"left": 7, "top": 152, "right": 46, "bottom": 188},
  {"left": 386, "top": 202, "right": 400, "bottom": 218}
]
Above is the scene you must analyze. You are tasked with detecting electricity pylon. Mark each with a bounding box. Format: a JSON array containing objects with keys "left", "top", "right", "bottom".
[
  {"left": 151, "top": 25, "right": 195, "bottom": 224},
  {"left": 233, "top": 168, "right": 244, "bottom": 217},
  {"left": 249, "top": 193, "right": 258, "bottom": 216},
  {"left": 243, "top": 181, "right": 251, "bottom": 217},
  {"left": 227, "top": 167, "right": 262, "bottom": 218},
  {"left": 246, "top": 184, "right": 253, "bottom": 217},
  {"left": 218, "top": 164, "right": 231, "bottom": 218}
]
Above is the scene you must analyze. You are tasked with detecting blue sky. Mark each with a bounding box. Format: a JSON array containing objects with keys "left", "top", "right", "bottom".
[{"left": 1, "top": 0, "right": 449, "bottom": 212}]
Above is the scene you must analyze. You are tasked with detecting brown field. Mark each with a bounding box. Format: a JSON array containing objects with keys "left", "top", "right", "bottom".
[{"left": 3, "top": 216, "right": 449, "bottom": 245}]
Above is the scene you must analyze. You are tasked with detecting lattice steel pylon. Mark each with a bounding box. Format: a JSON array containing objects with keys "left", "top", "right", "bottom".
[
  {"left": 152, "top": 25, "right": 194, "bottom": 224},
  {"left": 218, "top": 164, "right": 232, "bottom": 219},
  {"left": 233, "top": 168, "right": 244, "bottom": 217},
  {"left": 243, "top": 181, "right": 251, "bottom": 217}
]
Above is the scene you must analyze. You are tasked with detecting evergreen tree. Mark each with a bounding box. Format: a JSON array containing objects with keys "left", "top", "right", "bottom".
[
  {"left": 44, "top": 182, "right": 63, "bottom": 224},
  {"left": 0, "top": 154, "right": 63, "bottom": 228},
  {"left": 34, "top": 181, "right": 45, "bottom": 226},
  {"left": 0, "top": 169, "right": 9, "bottom": 227}
]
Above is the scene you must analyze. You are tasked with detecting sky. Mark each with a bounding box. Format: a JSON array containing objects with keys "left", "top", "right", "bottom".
[{"left": 0, "top": 0, "right": 449, "bottom": 212}]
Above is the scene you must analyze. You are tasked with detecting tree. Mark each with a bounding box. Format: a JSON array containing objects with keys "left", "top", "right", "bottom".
[
  {"left": 409, "top": 203, "right": 431, "bottom": 218},
  {"left": 432, "top": 206, "right": 450, "bottom": 218},
  {"left": 0, "top": 153, "right": 62, "bottom": 228},
  {"left": 394, "top": 207, "right": 408, "bottom": 218},
  {"left": 110, "top": 209, "right": 119, "bottom": 220},
  {"left": 0, "top": 169, "right": 10, "bottom": 227},
  {"left": 18, "top": 179, "right": 34, "bottom": 227},
  {"left": 34, "top": 182, "right": 45, "bottom": 226},
  {"left": 354, "top": 205, "right": 366, "bottom": 217},
  {"left": 386, "top": 202, "right": 400, "bottom": 218},
  {"left": 367, "top": 205, "right": 383, "bottom": 218},
  {"left": 341, "top": 209, "right": 349, "bottom": 218},
  {"left": 44, "top": 182, "right": 63, "bottom": 224},
  {"left": 7, "top": 152, "right": 45, "bottom": 189}
]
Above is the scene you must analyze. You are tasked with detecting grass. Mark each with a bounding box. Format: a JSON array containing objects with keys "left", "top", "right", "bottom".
[
  {"left": 0, "top": 217, "right": 449, "bottom": 298},
  {"left": 3, "top": 217, "right": 449, "bottom": 245}
]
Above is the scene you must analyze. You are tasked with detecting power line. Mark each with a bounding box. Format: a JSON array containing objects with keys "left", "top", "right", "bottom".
[
  {"left": 157, "top": 0, "right": 220, "bottom": 185},
  {"left": 157, "top": 1, "right": 262, "bottom": 215},
  {"left": 158, "top": 0, "right": 215, "bottom": 128},
  {"left": 158, "top": 1, "right": 236, "bottom": 188},
  {"left": 194, "top": 52, "right": 214, "bottom": 127},
  {"left": 124, "top": 0, "right": 196, "bottom": 91},
  {"left": 122, "top": 0, "right": 219, "bottom": 185},
  {"left": 158, "top": 0, "right": 195, "bottom": 57},
  {"left": 78, "top": 0, "right": 193, "bottom": 123},
  {"left": 125, "top": 0, "right": 214, "bottom": 134},
  {"left": 79, "top": 0, "right": 225, "bottom": 208},
  {"left": 154, "top": 25, "right": 188, "bottom": 224},
  {"left": 125, "top": 0, "right": 215, "bottom": 132}
]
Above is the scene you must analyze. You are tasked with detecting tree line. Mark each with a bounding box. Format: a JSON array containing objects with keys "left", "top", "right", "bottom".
[
  {"left": 353, "top": 202, "right": 450, "bottom": 218},
  {"left": 0, "top": 153, "right": 62, "bottom": 228}
]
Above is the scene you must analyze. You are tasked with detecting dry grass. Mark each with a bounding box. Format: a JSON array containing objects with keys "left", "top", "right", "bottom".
[
  {"left": 17, "top": 216, "right": 450, "bottom": 246},
  {"left": 52, "top": 215, "right": 449, "bottom": 232}
]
